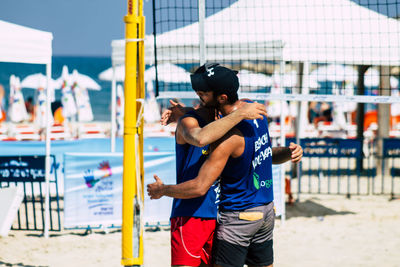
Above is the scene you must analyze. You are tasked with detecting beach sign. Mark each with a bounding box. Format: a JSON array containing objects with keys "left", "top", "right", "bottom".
[
  {"left": 0, "top": 156, "right": 46, "bottom": 182},
  {"left": 64, "top": 153, "right": 123, "bottom": 228}
]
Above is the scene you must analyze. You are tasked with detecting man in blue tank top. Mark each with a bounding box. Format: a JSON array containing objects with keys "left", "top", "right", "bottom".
[
  {"left": 148, "top": 63, "right": 303, "bottom": 267},
  {"left": 162, "top": 69, "right": 268, "bottom": 267}
]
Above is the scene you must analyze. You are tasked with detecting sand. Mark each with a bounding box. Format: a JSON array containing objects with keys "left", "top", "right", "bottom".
[{"left": 1, "top": 194, "right": 399, "bottom": 267}]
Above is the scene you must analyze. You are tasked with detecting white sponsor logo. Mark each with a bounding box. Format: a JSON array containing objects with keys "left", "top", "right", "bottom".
[
  {"left": 252, "top": 146, "right": 272, "bottom": 169},
  {"left": 253, "top": 119, "right": 259, "bottom": 128},
  {"left": 213, "top": 180, "right": 220, "bottom": 204},
  {"left": 207, "top": 67, "right": 215, "bottom": 77},
  {"left": 255, "top": 132, "right": 269, "bottom": 152}
]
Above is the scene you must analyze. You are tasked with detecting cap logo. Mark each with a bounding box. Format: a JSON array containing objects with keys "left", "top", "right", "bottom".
[{"left": 207, "top": 67, "right": 215, "bottom": 77}]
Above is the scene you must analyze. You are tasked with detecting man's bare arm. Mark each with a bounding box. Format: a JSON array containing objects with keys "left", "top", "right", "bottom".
[
  {"left": 272, "top": 142, "right": 303, "bottom": 164},
  {"left": 147, "top": 132, "right": 240, "bottom": 199},
  {"left": 179, "top": 102, "right": 267, "bottom": 147}
]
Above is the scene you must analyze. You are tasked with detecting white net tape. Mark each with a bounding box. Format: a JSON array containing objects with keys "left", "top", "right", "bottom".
[{"left": 157, "top": 91, "right": 400, "bottom": 104}]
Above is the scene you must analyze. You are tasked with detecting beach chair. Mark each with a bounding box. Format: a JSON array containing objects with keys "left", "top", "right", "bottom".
[
  {"left": 77, "top": 123, "right": 107, "bottom": 139},
  {"left": 0, "top": 123, "right": 9, "bottom": 140},
  {"left": 49, "top": 123, "right": 72, "bottom": 140},
  {"left": 9, "top": 123, "right": 41, "bottom": 141}
]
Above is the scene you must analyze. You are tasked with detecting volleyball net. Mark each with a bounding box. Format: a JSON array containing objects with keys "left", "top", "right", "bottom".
[{"left": 148, "top": 0, "right": 400, "bottom": 106}]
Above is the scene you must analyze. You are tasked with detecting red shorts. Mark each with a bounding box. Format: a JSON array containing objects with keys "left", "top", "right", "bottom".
[{"left": 170, "top": 217, "right": 216, "bottom": 266}]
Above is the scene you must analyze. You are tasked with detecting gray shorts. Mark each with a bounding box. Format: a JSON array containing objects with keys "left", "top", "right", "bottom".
[
  {"left": 213, "top": 202, "right": 275, "bottom": 266},
  {"left": 216, "top": 202, "right": 275, "bottom": 246}
]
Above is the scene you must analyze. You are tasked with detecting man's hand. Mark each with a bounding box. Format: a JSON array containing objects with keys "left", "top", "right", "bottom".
[
  {"left": 147, "top": 175, "right": 165, "bottom": 199},
  {"left": 161, "top": 99, "right": 186, "bottom": 125},
  {"left": 289, "top": 142, "right": 303, "bottom": 163},
  {"left": 237, "top": 102, "right": 268, "bottom": 120}
]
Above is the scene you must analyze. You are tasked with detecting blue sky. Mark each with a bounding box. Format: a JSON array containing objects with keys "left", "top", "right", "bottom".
[
  {"left": 0, "top": 0, "right": 398, "bottom": 57},
  {"left": 0, "top": 0, "right": 153, "bottom": 56}
]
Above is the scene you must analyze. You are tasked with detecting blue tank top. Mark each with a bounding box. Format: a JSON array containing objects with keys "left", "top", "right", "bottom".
[
  {"left": 170, "top": 111, "right": 218, "bottom": 218},
  {"left": 219, "top": 116, "right": 273, "bottom": 211}
]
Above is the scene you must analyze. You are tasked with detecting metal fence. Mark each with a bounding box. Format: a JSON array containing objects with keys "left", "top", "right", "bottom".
[
  {"left": 382, "top": 139, "right": 400, "bottom": 200},
  {"left": 285, "top": 138, "right": 400, "bottom": 199},
  {"left": 0, "top": 155, "right": 61, "bottom": 231}
]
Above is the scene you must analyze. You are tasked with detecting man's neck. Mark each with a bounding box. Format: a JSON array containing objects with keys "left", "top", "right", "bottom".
[{"left": 219, "top": 100, "right": 242, "bottom": 116}]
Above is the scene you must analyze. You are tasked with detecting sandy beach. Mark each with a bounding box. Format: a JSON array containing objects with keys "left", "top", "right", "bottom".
[{"left": 1, "top": 193, "right": 399, "bottom": 267}]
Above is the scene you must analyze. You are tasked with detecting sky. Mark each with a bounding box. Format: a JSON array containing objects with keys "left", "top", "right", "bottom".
[
  {"left": 0, "top": 0, "right": 399, "bottom": 57},
  {"left": 0, "top": 0, "right": 151, "bottom": 56}
]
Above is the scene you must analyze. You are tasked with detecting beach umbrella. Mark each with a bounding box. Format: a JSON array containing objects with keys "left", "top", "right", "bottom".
[
  {"left": 8, "top": 75, "right": 29, "bottom": 122},
  {"left": 144, "top": 63, "right": 190, "bottom": 83},
  {"left": 21, "top": 73, "right": 59, "bottom": 102},
  {"left": 99, "top": 63, "right": 190, "bottom": 84},
  {"left": 364, "top": 67, "right": 399, "bottom": 88},
  {"left": 59, "top": 65, "right": 77, "bottom": 118},
  {"left": 21, "top": 73, "right": 60, "bottom": 90},
  {"left": 310, "top": 64, "right": 358, "bottom": 83},
  {"left": 143, "top": 81, "right": 161, "bottom": 123},
  {"left": 98, "top": 65, "right": 125, "bottom": 82},
  {"left": 238, "top": 70, "right": 272, "bottom": 91},
  {"left": 70, "top": 69, "right": 98, "bottom": 122},
  {"left": 364, "top": 68, "right": 379, "bottom": 88},
  {"left": 307, "top": 76, "right": 320, "bottom": 89},
  {"left": 116, "top": 84, "right": 124, "bottom": 136},
  {"left": 35, "top": 88, "right": 54, "bottom": 128},
  {"left": 272, "top": 70, "right": 298, "bottom": 88},
  {"left": 71, "top": 69, "right": 101, "bottom": 91},
  {"left": 72, "top": 83, "right": 94, "bottom": 122}
]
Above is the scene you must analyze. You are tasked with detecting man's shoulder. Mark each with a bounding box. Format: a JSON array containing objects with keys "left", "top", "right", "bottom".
[
  {"left": 217, "top": 127, "right": 244, "bottom": 145},
  {"left": 179, "top": 108, "right": 211, "bottom": 127}
]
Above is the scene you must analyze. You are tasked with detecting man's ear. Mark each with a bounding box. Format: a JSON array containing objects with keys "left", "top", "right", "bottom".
[{"left": 217, "top": 94, "right": 228, "bottom": 104}]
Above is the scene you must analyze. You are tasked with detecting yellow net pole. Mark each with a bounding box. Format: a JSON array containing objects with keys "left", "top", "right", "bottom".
[
  {"left": 122, "top": 0, "right": 145, "bottom": 266},
  {"left": 137, "top": 0, "right": 145, "bottom": 262}
]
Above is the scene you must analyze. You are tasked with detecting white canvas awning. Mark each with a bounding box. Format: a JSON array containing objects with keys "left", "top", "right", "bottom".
[
  {"left": 144, "top": 0, "right": 400, "bottom": 66},
  {"left": 0, "top": 19, "right": 53, "bottom": 238},
  {"left": 0, "top": 20, "right": 53, "bottom": 64}
]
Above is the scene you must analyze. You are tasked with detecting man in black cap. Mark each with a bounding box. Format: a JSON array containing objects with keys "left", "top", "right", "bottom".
[{"left": 149, "top": 63, "right": 303, "bottom": 267}]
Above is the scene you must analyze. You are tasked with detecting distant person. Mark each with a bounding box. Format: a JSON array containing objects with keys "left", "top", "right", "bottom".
[
  {"left": 51, "top": 100, "right": 64, "bottom": 125},
  {"left": 308, "top": 101, "right": 319, "bottom": 124},
  {"left": 313, "top": 102, "right": 333, "bottom": 127},
  {"left": 148, "top": 63, "right": 303, "bottom": 267},
  {"left": 0, "top": 84, "right": 5, "bottom": 122},
  {"left": 25, "top": 96, "right": 34, "bottom": 122},
  {"left": 320, "top": 102, "right": 333, "bottom": 122}
]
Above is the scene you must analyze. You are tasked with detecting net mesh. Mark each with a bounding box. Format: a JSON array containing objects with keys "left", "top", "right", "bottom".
[{"left": 148, "top": 0, "right": 400, "bottom": 104}]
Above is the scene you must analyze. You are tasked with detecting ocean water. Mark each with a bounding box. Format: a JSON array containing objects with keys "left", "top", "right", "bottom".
[
  {"left": 0, "top": 57, "right": 199, "bottom": 122},
  {"left": 0, "top": 56, "right": 113, "bottom": 121}
]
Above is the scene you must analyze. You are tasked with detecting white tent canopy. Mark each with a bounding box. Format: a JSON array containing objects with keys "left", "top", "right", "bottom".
[
  {"left": 144, "top": 0, "right": 400, "bottom": 66},
  {"left": 98, "top": 63, "right": 191, "bottom": 83},
  {"left": 0, "top": 19, "right": 53, "bottom": 238},
  {"left": 238, "top": 70, "right": 272, "bottom": 90},
  {"left": 0, "top": 20, "right": 52, "bottom": 64}
]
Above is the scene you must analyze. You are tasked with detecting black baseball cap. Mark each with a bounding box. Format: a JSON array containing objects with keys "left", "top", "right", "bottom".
[{"left": 190, "top": 63, "right": 239, "bottom": 96}]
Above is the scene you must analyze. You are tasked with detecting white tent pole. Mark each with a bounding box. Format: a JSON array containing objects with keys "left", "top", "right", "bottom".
[
  {"left": 295, "top": 61, "right": 310, "bottom": 202},
  {"left": 44, "top": 62, "right": 52, "bottom": 238},
  {"left": 279, "top": 60, "right": 286, "bottom": 224},
  {"left": 299, "top": 62, "right": 310, "bottom": 138},
  {"left": 111, "top": 65, "right": 117, "bottom": 152},
  {"left": 198, "top": 0, "right": 206, "bottom": 65}
]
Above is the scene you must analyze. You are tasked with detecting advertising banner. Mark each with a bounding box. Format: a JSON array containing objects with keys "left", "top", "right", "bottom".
[
  {"left": 0, "top": 155, "right": 46, "bottom": 182},
  {"left": 63, "top": 137, "right": 284, "bottom": 227},
  {"left": 64, "top": 153, "right": 123, "bottom": 228}
]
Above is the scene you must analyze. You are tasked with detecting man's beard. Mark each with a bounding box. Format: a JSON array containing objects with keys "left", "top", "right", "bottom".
[{"left": 200, "top": 98, "right": 218, "bottom": 108}]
